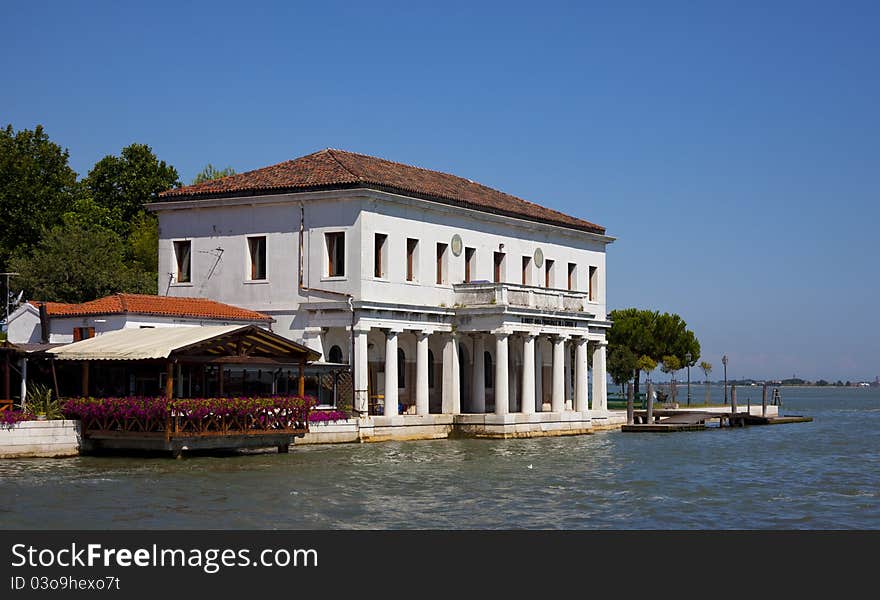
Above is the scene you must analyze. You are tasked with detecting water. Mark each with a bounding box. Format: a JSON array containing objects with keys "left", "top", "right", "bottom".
[{"left": 1, "top": 387, "right": 878, "bottom": 529}]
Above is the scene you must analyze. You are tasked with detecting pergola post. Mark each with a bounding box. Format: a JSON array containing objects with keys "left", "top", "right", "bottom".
[
  {"left": 218, "top": 367, "right": 225, "bottom": 397},
  {"left": 81, "top": 361, "right": 89, "bottom": 397},
  {"left": 298, "top": 359, "right": 305, "bottom": 397},
  {"left": 3, "top": 351, "right": 10, "bottom": 402},
  {"left": 165, "top": 362, "right": 174, "bottom": 400}
]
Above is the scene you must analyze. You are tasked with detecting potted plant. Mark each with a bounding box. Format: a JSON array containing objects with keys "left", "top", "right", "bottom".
[{"left": 25, "top": 383, "right": 62, "bottom": 420}]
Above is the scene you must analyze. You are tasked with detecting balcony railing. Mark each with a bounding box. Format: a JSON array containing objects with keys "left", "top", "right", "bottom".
[{"left": 453, "top": 282, "right": 595, "bottom": 313}]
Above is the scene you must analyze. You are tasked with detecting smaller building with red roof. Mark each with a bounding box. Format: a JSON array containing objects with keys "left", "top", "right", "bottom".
[{"left": 6, "top": 293, "right": 274, "bottom": 345}]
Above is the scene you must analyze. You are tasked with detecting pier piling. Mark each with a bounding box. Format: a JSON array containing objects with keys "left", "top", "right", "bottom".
[
  {"left": 646, "top": 382, "right": 654, "bottom": 424},
  {"left": 762, "top": 384, "right": 768, "bottom": 417},
  {"left": 626, "top": 382, "right": 634, "bottom": 425}
]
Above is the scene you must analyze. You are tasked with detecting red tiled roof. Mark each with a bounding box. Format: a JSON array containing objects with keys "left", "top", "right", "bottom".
[
  {"left": 158, "top": 149, "right": 605, "bottom": 234},
  {"left": 31, "top": 294, "right": 273, "bottom": 322}
]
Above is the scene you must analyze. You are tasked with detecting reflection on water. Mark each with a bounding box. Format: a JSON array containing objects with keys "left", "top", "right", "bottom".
[{"left": 1, "top": 388, "right": 878, "bottom": 529}]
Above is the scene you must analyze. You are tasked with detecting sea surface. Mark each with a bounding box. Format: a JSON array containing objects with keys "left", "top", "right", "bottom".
[{"left": 1, "top": 386, "right": 878, "bottom": 529}]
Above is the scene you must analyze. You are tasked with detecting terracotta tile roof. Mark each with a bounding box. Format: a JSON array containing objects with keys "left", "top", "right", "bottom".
[
  {"left": 158, "top": 149, "right": 605, "bottom": 234},
  {"left": 31, "top": 294, "right": 273, "bottom": 322}
]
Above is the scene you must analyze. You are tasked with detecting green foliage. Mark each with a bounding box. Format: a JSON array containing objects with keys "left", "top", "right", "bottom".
[
  {"left": 636, "top": 354, "right": 657, "bottom": 373},
  {"left": 9, "top": 218, "right": 155, "bottom": 303},
  {"left": 0, "top": 124, "right": 77, "bottom": 269},
  {"left": 700, "top": 361, "right": 713, "bottom": 378},
  {"left": 192, "top": 164, "right": 236, "bottom": 185},
  {"left": 608, "top": 308, "right": 701, "bottom": 392},
  {"left": 25, "top": 383, "right": 63, "bottom": 419},
  {"left": 608, "top": 344, "right": 638, "bottom": 386},
  {"left": 83, "top": 143, "right": 180, "bottom": 235},
  {"left": 660, "top": 354, "right": 681, "bottom": 374},
  {"left": 127, "top": 212, "right": 159, "bottom": 274}
]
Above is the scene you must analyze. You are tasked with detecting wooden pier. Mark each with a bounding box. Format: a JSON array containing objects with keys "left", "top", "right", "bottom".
[{"left": 622, "top": 409, "right": 811, "bottom": 432}]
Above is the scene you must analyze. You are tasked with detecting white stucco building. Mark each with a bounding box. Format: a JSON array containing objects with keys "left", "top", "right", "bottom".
[{"left": 151, "top": 149, "right": 615, "bottom": 438}]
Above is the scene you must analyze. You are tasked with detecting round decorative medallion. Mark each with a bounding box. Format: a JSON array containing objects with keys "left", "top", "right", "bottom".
[
  {"left": 534, "top": 247, "right": 544, "bottom": 268},
  {"left": 451, "top": 234, "right": 463, "bottom": 257}
]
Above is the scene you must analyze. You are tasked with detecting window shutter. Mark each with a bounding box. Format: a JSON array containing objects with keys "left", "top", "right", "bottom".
[{"left": 73, "top": 328, "right": 82, "bottom": 342}]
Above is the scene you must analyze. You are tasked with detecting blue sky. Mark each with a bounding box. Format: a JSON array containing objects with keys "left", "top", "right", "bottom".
[{"left": 2, "top": 1, "right": 878, "bottom": 380}]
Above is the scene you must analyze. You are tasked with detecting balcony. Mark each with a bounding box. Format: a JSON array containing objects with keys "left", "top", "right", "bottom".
[{"left": 453, "top": 282, "right": 597, "bottom": 314}]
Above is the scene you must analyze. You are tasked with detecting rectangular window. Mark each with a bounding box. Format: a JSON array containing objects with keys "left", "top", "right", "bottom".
[
  {"left": 545, "top": 259, "right": 555, "bottom": 288},
  {"left": 73, "top": 327, "right": 95, "bottom": 342},
  {"left": 247, "top": 236, "right": 266, "bottom": 280},
  {"left": 589, "top": 266, "right": 598, "bottom": 301},
  {"left": 374, "top": 233, "right": 387, "bottom": 278},
  {"left": 494, "top": 252, "right": 505, "bottom": 283},
  {"left": 464, "top": 247, "right": 476, "bottom": 283},
  {"left": 522, "top": 256, "right": 532, "bottom": 286},
  {"left": 173, "top": 240, "right": 191, "bottom": 283},
  {"left": 436, "top": 242, "right": 448, "bottom": 285},
  {"left": 406, "top": 238, "right": 419, "bottom": 282},
  {"left": 326, "top": 232, "right": 345, "bottom": 277},
  {"left": 567, "top": 262, "right": 577, "bottom": 291}
]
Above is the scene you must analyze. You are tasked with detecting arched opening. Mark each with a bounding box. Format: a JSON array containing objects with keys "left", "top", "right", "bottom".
[
  {"left": 428, "top": 350, "right": 435, "bottom": 388},
  {"left": 328, "top": 345, "right": 343, "bottom": 364},
  {"left": 458, "top": 342, "right": 471, "bottom": 411},
  {"left": 484, "top": 351, "right": 494, "bottom": 388},
  {"left": 397, "top": 348, "right": 406, "bottom": 389}
]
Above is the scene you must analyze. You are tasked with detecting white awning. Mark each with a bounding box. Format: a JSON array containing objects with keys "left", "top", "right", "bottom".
[{"left": 48, "top": 326, "right": 245, "bottom": 361}]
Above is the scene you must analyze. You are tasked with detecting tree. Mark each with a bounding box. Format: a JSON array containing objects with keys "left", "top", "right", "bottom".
[
  {"left": 607, "top": 308, "right": 659, "bottom": 398},
  {"left": 661, "top": 355, "right": 682, "bottom": 403},
  {"left": 192, "top": 164, "right": 236, "bottom": 185},
  {"left": 83, "top": 143, "right": 180, "bottom": 235},
  {"left": 700, "top": 361, "right": 713, "bottom": 403},
  {"left": 608, "top": 344, "right": 638, "bottom": 388},
  {"left": 608, "top": 308, "right": 701, "bottom": 399},
  {"left": 9, "top": 217, "right": 154, "bottom": 303},
  {"left": 0, "top": 124, "right": 77, "bottom": 269}
]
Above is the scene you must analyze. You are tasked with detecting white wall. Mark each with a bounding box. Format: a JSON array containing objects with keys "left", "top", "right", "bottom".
[
  {"left": 153, "top": 189, "right": 610, "bottom": 347},
  {"left": 358, "top": 195, "right": 607, "bottom": 317},
  {"left": 5, "top": 305, "right": 267, "bottom": 345}
]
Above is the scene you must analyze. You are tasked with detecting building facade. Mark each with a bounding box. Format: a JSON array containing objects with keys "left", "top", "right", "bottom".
[{"left": 151, "top": 149, "right": 615, "bottom": 438}]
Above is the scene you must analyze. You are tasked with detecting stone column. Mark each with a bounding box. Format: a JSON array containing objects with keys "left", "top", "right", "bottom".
[
  {"left": 592, "top": 340, "right": 608, "bottom": 413},
  {"left": 534, "top": 339, "right": 543, "bottom": 411},
  {"left": 442, "top": 332, "right": 461, "bottom": 414},
  {"left": 494, "top": 332, "right": 509, "bottom": 415},
  {"left": 471, "top": 333, "right": 486, "bottom": 413},
  {"left": 575, "top": 336, "right": 588, "bottom": 412},
  {"left": 521, "top": 333, "right": 536, "bottom": 415},
  {"left": 564, "top": 339, "right": 573, "bottom": 410},
  {"left": 551, "top": 335, "right": 567, "bottom": 412},
  {"left": 353, "top": 326, "right": 370, "bottom": 414},
  {"left": 415, "top": 331, "right": 430, "bottom": 416},
  {"left": 384, "top": 329, "right": 400, "bottom": 417}
]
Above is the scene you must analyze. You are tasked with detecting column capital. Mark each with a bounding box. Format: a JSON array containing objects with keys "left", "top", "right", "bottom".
[
  {"left": 352, "top": 325, "right": 371, "bottom": 335},
  {"left": 594, "top": 339, "right": 608, "bottom": 348},
  {"left": 491, "top": 328, "right": 512, "bottom": 338},
  {"left": 415, "top": 329, "right": 433, "bottom": 339},
  {"left": 553, "top": 334, "right": 570, "bottom": 342},
  {"left": 385, "top": 327, "right": 404, "bottom": 335}
]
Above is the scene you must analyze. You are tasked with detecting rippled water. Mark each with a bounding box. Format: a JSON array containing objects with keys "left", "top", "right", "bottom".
[{"left": 1, "top": 387, "right": 878, "bottom": 529}]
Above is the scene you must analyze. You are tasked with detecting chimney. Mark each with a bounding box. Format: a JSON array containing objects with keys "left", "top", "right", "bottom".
[{"left": 38, "top": 304, "right": 50, "bottom": 344}]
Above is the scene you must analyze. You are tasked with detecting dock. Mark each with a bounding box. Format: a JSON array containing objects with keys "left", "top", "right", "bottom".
[{"left": 621, "top": 409, "right": 812, "bottom": 433}]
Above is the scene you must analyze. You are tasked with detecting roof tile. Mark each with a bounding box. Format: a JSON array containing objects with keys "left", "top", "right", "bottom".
[
  {"left": 158, "top": 149, "right": 605, "bottom": 234},
  {"left": 32, "top": 294, "right": 273, "bottom": 322}
]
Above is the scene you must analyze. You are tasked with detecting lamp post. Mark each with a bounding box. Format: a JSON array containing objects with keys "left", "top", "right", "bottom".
[
  {"left": 722, "top": 354, "right": 729, "bottom": 405},
  {"left": 685, "top": 351, "right": 692, "bottom": 406}
]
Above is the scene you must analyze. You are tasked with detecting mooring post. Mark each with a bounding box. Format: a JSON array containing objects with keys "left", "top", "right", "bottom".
[
  {"left": 626, "top": 381, "right": 634, "bottom": 425},
  {"left": 762, "top": 383, "right": 768, "bottom": 417},
  {"left": 646, "top": 381, "right": 654, "bottom": 424},
  {"left": 731, "top": 385, "right": 737, "bottom": 425}
]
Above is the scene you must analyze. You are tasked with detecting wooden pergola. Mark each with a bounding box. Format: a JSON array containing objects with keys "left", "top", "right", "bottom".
[{"left": 48, "top": 325, "right": 321, "bottom": 400}]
